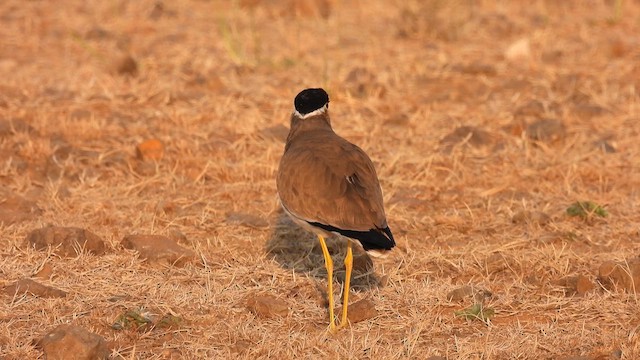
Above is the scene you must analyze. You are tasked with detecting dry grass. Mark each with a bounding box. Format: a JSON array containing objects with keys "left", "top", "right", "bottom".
[{"left": 1, "top": 0, "right": 640, "bottom": 359}]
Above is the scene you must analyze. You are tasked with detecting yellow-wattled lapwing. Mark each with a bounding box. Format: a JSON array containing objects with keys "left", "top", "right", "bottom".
[{"left": 276, "top": 88, "right": 395, "bottom": 332}]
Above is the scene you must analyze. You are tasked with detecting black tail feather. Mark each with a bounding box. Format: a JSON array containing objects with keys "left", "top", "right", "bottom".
[{"left": 308, "top": 222, "right": 395, "bottom": 251}]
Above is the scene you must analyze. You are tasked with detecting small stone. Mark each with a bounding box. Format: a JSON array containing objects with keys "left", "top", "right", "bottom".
[
  {"left": 231, "top": 339, "right": 252, "bottom": 354},
  {"left": 136, "top": 139, "right": 164, "bottom": 161},
  {"left": 133, "top": 160, "right": 158, "bottom": 176},
  {"left": 0, "top": 118, "right": 34, "bottom": 138},
  {"left": 37, "top": 324, "right": 109, "bottom": 360},
  {"left": 225, "top": 212, "right": 269, "bottom": 229},
  {"left": 344, "top": 67, "right": 382, "bottom": 98},
  {"left": 485, "top": 253, "right": 515, "bottom": 274},
  {"left": 514, "top": 100, "right": 545, "bottom": 118},
  {"left": 69, "top": 109, "right": 92, "bottom": 121},
  {"left": 440, "top": 126, "right": 495, "bottom": 151},
  {"left": 555, "top": 275, "right": 595, "bottom": 296},
  {"left": 594, "top": 139, "right": 616, "bottom": 153},
  {"left": 576, "top": 275, "right": 595, "bottom": 295},
  {"left": 505, "top": 37, "right": 531, "bottom": 61},
  {"left": 352, "top": 251, "right": 373, "bottom": 274},
  {"left": 167, "top": 228, "right": 188, "bottom": 243},
  {"left": 34, "top": 262, "right": 54, "bottom": 279},
  {"left": 115, "top": 54, "right": 138, "bottom": 76},
  {"left": 512, "top": 210, "right": 551, "bottom": 225},
  {"left": 573, "top": 104, "right": 608, "bottom": 119},
  {"left": 121, "top": 234, "right": 197, "bottom": 267},
  {"left": 85, "top": 26, "right": 111, "bottom": 40},
  {"left": 526, "top": 119, "right": 566, "bottom": 143},
  {"left": 598, "top": 260, "right": 640, "bottom": 292},
  {"left": 452, "top": 62, "right": 496, "bottom": 76},
  {"left": 149, "top": 1, "right": 165, "bottom": 19},
  {"left": 447, "top": 285, "right": 492, "bottom": 303},
  {"left": 0, "top": 189, "right": 40, "bottom": 225},
  {"left": 26, "top": 226, "right": 107, "bottom": 257},
  {"left": 3, "top": 278, "right": 67, "bottom": 298},
  {"left": 245, "top": 294, "right": 289, "bottom": 318},
  {"left": 338, "top": 299, "right": 378, "bottom": 324},
  {"left": 447, "top": 285, "right": 473, "bottom": 302}
]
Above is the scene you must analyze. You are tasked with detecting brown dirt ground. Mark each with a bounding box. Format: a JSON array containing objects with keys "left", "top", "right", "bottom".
[{"left": 1, "top": 0, "right": 640, "bottom": 359}]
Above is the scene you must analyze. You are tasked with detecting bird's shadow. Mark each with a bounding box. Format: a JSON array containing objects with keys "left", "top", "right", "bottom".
[{"left": 265, "top": 209, "right": 381, "bottom": 291}]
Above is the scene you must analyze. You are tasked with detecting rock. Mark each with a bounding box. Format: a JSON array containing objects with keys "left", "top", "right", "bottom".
[
  {"left": 576, "top": 275, "right": 595, "bottom": 295},
  {"left": 555, "top": 275, "right": 595, "bottom": 296},
  {"left": 0, "top": 118, "right": 34, "bottom": 138},
  {"left": 37, "top": 324, "right": 109, "bottom": 360},
  {"left": 338, "top": 299, "right": 378, "bottom": 324},
  {"left": 594, "top": 139, "right": 616, "bottom": 153},
  {"left": 245, "top": 294, "right": 289, "bottom": 318},
  {"left": 344, "top": 67, "right": 383, "bottom": 98},
  {"left": 447, "top": 285, "right": 473, "bottom": 302},
  {"left": 69, "top": 109, "right": 92, "bottom": 121},
  {"left": 26, "top": 226, "right": 107, "bottom": 257},
  {"left": 3, "top": 278, "right": 67, "bottom": 298},
  {"left": 231, "top": 339, "right": 252, "bottom": 354},
  {"left": 115, "top": 54, "right": 138, "bottom": 76},
  {"left": 84, "top": 26, "right": 112, "bottom": 40},
  {"left": 136, "top": 139, "right": 164, "bottom": 161},
  {"left": 0, "top": 189, "right": 40, "bottom": 225},
  {"left": 514, "top": 100, "right": 545, "bottom": 118},
  {"left": 440, "top": 126, "right": 495, "bottom": 151},
  {"left": 598, "top": 260, "right": 640, "bottom": 292},
  {"left": 526, "top": 119, "right": 566, "bottom": 143},
  {"left": 34, "top": 262, "right": 54, "bottom": 279},
  {"left": 505, "top": 37, "right": 531, "bottom": 61},
  {"left": 573, "top": 104, "right": 608, "bottom": 119},
  {"left": 225, "top": 212, "right": 269, "bottom": 229},
  {"left": 452, "top": 62, "right": 497, "bottom": 76},
  {"left": 121, "top": 234, "right": 197, "bottom": 267},
  {"left": 485, "top": 253, "right": 516, "bottom": 274},
  {"left": 446, "top": 285, "right": 492, "bottom": 303},
  {"left": 512, "top": 210, "right": 551, "bottom": 225},
  {"left": 352, "top": 251, "right": 373, "bottom": 274}
]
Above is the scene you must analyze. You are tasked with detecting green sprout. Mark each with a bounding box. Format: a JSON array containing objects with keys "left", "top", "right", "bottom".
[{"left": 566, "top": 201, "right": 608, "bottom": 219}]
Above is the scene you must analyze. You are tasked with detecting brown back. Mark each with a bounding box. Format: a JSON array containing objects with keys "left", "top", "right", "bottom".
[{"left": 277, "top": 113, "right": 387, "bottom": 231}]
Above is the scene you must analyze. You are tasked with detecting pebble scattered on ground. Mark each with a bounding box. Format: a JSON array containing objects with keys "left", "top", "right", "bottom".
[
  {"left": 246, "top": 294, "right": 290, "bottom": 318},
  {"left": 338, "top": 299, "right": 378, "bottom": 324},
  {"left": 3, "top": 278, "right": 67, "bottom": 298},
  {"left": 26, "top": 226, "right": 107, "bottom": 257},
  {"left": 121, "top": 234, "right": 197, "bottom": 267},
  {"left": 598, "top": 259, "right": 640, "bottom": 293},
  {"left": 36, "top": 324, "right": 109, "bottom": 360}
]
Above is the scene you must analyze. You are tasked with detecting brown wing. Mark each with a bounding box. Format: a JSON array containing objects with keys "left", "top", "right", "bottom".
[{"left": 277, "top": 129, "right": 387, "bottom": 231}]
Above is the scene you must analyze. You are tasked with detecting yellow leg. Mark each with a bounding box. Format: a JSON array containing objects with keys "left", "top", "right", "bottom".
[
  {"left": 339, "top": 241, "right": 353, "bottom": 328},
  {"left": 317, "top": 235, "right": 336, "bottom": 333}
]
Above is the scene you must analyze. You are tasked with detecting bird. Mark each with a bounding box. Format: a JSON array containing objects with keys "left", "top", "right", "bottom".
[{"left": 276, "top": 88, "right": 395, "bottom": 332}]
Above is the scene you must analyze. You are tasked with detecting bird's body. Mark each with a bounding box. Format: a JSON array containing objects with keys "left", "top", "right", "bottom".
[
  {"left": 277, "top": 112, "right": 394, "bottom": 254},
  {"left": 276, "top": 88, "right": 395, "bottom": 332}
]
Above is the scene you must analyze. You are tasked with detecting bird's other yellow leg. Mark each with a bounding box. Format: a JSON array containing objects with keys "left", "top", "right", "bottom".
[
  {"left": 339, "top": 240, "right": 353, "bottom": 329},
  {"left": 318, "top": 235, "right": 336, "bottom": 333}
]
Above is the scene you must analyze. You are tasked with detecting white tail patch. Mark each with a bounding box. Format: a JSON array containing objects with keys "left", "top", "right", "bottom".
[{"left": 366, "top": 249, "right": 391, "bottom": 258}]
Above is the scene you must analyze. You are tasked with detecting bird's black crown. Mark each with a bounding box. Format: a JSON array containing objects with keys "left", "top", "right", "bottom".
[{"left": 294, "top": 88, "right": 329, "bottom": 115}]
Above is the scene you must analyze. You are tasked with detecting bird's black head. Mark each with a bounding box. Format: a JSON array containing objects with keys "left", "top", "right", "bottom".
[{"left": 294, "top": 88, "right": 329, "bottom": 116}]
